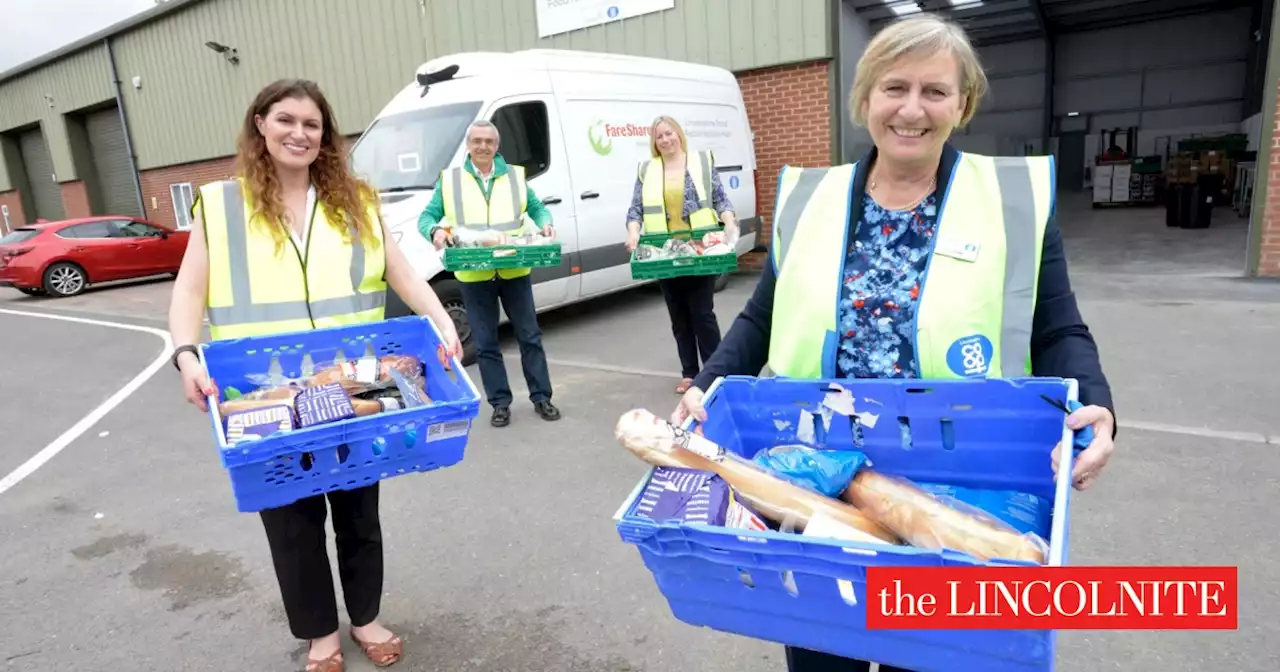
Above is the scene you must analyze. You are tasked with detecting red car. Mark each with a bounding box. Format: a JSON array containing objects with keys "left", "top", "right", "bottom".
[{"left": 0, "top": 216, "right": 189, "bottom": 297}]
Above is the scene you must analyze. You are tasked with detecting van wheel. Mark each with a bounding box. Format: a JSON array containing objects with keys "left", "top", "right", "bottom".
[
  {"left": 714, "top": 273, "right": 730, "bottom": 293},
  {"left": 431, "top": 277, "right": 477, "bottom": 368},
  {"left": 385, "top": 278, "right": 477, "bottom": 368}
]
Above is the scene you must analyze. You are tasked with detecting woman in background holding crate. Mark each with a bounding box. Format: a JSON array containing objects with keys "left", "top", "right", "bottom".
[
  {"left": 671, "top": 14, "right": 1118, "bottom": 672},
  {"left": 168, "top": 78, "right": 462, "bottom": 672},
  {"left": 624, "top": 116, "right": 740, "bottom": 395}
]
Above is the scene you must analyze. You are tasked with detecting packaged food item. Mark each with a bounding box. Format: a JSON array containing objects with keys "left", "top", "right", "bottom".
[
  {"left": 225, "top": 404, "right": 296, "bottom": 446},
  {"left": 752, "top": 445, "right": 869, "bottom": 498},
  {"left": 724, "top": 489, "right": 769, "bottom": 532},
  {"left": 634, "top": 467, "right": 729, "bottom": 526},
  {"left": 915, "top": 483, "right": 1052, "bottom": 539},
  {"left": 613, "top": 409, "right": 900, "bottom": 544},
  {"left": 295, "top": 382, "right": 357, "bottom": 428},
  {"left": 842, "top": 470, "right": 1048, "bottom": 564},
  {"left": 308, "top": 354, "right": 425, "bottom": 397}
]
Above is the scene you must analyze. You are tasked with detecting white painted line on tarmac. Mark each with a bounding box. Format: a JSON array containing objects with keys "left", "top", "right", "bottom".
[
  {"left": 1123, "top": 420, "right": 1278, "bottom": 445},
  {"left": 0, "top": 308, "right": 173, "bottom": 496},
  {"left": 545, "top": 357, "right": 677, "bottom": 380}
]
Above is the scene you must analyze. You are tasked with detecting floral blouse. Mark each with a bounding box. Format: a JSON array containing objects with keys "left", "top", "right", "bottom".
[{"left": 836, "top": 192, "right": 939, "bottom": 379}]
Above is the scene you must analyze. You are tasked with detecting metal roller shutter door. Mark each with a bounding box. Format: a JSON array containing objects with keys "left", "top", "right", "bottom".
[
  {"left": 19, "top": 129, "right": 64, "bottom": 221},
  {"left": 86, "top": 108, "right": 140, "bottom": 217}
]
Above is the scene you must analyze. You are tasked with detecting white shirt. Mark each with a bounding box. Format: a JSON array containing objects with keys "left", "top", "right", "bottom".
[{"left": 289, "top": 185, "right": 317, "bottom": 259}]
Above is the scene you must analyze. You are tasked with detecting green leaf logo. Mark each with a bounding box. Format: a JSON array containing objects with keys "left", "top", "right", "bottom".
[{"left": 588, "top": 120, "right": 612, "bottom": 156}]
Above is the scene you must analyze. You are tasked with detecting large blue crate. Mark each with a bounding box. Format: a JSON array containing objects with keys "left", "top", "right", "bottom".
[
  {"left": 613, "top": 376, "right": 1079, "bottom": 672},
  {"left": 199, "top": 315, "right": 481, "bottom": 513}
]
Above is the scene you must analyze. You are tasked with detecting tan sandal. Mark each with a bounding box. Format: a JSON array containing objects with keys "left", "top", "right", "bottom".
[
  {"left": 675, "top": 378, "right": 694, "bottom": 394},
  {"left": 350, "top": 630, "right": 404, "bottom": 667},
  {"left": 304, "top": 647, "right": 344, "bottom": 672}
]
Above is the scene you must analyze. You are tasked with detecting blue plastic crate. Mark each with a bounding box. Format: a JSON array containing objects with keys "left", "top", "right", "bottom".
[
  {"left": 199, "top": 316, "right": 481, "bottom": 513},
  {"left": 613, "top": 376, "right": 1079, "bottom": 672}
]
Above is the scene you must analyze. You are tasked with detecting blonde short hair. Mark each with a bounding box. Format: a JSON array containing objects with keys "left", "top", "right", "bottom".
[
  {"left": 849, "top": 13, "right": 989, "bottom": 128},
  {"left": 649, "top": 115, "right": 688, "bottom": 158}
]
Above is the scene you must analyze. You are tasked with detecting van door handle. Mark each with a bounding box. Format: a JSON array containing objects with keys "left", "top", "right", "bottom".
[
  {"left": 580, "top": 191, "right": 599, "bottom": 200},
  {"left": 542, "top": 196, "right": 563, "bottom": 205}
]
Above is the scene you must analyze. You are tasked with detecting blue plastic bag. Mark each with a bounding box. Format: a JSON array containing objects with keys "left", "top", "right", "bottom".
[{"left": 752, "top": 445, "right": 871, "bottom": 498}]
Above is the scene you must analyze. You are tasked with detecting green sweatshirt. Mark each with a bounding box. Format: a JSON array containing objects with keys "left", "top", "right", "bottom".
[{"left": 417, "top": 153, "right": 552, "bottom": 239}]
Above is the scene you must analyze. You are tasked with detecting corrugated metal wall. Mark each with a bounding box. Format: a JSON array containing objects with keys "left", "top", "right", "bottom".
[
  {"left": 107, "top": 0, "right": 832, "bottom": 170},
  {"left": 0, "top": 45, "right": 115, "bottom": 188},
  {"left": 18, "top": 128, "right": 64, "bottom": 220}
]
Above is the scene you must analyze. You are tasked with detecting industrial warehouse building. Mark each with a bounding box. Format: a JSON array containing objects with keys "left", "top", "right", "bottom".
[{"left": 0, "top": 0, "right": 1276, "bottom": 276}]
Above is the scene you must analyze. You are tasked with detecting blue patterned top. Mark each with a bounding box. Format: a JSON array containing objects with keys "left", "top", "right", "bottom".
[{"left": 836, "top": 192, "right": 939, "bottom": 379}]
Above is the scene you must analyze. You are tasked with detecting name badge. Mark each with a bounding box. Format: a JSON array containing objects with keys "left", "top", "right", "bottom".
[{"left": 935, "top": 238, "right": 980, "bottom": 263}]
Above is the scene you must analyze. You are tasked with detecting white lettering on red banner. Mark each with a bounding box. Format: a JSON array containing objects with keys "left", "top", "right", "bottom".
[{"left": 864, "top": 566, "right": 1237, "bottom": 630}]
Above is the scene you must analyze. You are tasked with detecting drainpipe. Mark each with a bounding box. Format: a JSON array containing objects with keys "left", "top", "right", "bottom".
[{"left": 104, "top": 37, "right": 146, "bottom": 218}]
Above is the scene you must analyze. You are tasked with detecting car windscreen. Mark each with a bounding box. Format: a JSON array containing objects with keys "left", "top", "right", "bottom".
[
  {"left": 349, "top": 100, "right": 483, "bottom": 192},
  {"left": 0, "top": 229, "right": 39, "bottom": 245}
]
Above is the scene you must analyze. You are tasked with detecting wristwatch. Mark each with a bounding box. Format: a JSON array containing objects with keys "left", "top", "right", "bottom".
[{"left": 172, "top": 344, "right": 200, "bottom": 372}]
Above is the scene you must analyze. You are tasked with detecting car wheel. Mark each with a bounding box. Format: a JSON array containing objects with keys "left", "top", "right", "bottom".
[
  {"left": 43, "top": 262, "right": 88, "bottom": 297},
  {"left": 714, "top": 272, "right": 730, "bottom": 293}
]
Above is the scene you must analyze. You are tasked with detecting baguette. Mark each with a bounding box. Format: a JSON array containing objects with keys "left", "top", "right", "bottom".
[
  {"left": 614, "top": 409, "right": 900, "bottom": 545},
  {"left": 842, "top": 470, "right": 1047, "bottom": 564}
]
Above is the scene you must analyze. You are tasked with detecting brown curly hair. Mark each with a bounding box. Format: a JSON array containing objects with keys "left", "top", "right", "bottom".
[{"left": 233, "top": 78, "right": 380, "bottom": 254}]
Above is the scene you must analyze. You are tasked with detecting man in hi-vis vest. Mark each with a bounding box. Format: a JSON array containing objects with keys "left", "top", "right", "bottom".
[{"left": 418, "top": 120, "right": 561, "bottom": 428}]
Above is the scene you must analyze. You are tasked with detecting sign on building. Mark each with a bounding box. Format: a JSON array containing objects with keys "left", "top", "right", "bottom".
[{"left": 535, "top": 0, "right": 675, "bottom": 38}]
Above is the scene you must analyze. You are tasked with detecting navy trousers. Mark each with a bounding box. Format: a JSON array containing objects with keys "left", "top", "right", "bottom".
[
  {"left": 785, "top": 647, "right": 915, "bottom": 672},
  {"left": 458, "top": 274, "right": 553, "bottom": 408}
]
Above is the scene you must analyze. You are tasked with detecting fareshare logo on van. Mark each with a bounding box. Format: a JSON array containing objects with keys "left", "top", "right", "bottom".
[{"left": 588, "top": 121, "right": 652, "bottom": 156}]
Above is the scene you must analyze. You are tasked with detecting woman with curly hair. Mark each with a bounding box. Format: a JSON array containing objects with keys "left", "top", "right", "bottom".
[{"left": 168, "top": 79, "right": 461, "bottom": 671}]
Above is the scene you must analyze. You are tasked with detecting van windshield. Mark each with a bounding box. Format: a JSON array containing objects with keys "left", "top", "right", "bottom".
[{"left": 349, "top": 100, "right": 482, "bottom": 192}]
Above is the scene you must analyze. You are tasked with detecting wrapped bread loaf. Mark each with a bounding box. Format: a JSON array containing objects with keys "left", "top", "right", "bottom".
[
  {"left": 842, "top": 470, "right": 1048, "bottom": 564},
  {"left": 614, "top": 409, "right": 900, "bottom": 545}
]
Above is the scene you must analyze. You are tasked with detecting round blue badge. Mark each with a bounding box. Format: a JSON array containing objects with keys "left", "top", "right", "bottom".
[
  {"left": 729, "top": 175, "right": 740, "bottom": 189},
  {"left": 946, "top": 334, "right": 993, "bottom": 378},
  {"left": 607, "top": 6, "right": 620, "bottom": 18}
]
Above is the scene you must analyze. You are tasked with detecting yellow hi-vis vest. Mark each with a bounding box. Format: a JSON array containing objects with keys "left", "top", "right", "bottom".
[
  {"left": 639, "top": 149, "right": 719, "bottom": 233},
  {"left": 767, "top": 153, "right": 1054, "bottom": 380},
  {"left": 439, "top": 164, "right": 535, "bottom": 283},
  {"left": 199, "top": 178, "right": 387, "bottom": 341}
]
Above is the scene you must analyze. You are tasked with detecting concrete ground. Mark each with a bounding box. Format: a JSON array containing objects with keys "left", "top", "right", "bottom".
[{"left": 0, "top": 193, "right": 1275, "bottom": 671}]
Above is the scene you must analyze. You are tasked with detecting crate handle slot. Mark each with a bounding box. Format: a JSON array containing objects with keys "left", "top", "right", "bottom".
[
  {"left": 737, "top": 568, "right": 755, "bottom": 588},
  {"left": 898, "top": 416, "right": 913, "bottom": 450},
  {"left": 300, "top": 452, "right": 315, "bottom": 471},
  {"left": 940, "top": 418, "right": 956, "bottom": 450},
  {"left": 781, "top": 570, "right": 798, "bottom": 596},
  {"left": 336, "top": 443, "right": 350, "bottom": 464}
]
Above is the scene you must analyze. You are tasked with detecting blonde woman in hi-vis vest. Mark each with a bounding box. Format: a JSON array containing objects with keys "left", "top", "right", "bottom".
[
  {"left": 625, "top": 116, "right": 739, "bottom": 394},
  {"left": 168, "top": 79, "right": 462, "bottom": 672},
  {"left": 670, "top": 15, "right": 1118, "bottom": 672}
]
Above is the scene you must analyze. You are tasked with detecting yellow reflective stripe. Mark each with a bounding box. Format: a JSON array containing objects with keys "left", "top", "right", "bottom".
[
  {"left": 449, "top": 167, "right": 470, "bottom": 227},
  {"left": 694, "top": 150, "right": 713, "bottom": 210}
]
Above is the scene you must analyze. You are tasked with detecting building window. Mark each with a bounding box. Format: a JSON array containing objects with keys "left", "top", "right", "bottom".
[
  {"left": 489, "top": 101, "right": 551, "bottom": 180},
  {"left": 170, "top": 183, "right": 195, "bottom": 229}
]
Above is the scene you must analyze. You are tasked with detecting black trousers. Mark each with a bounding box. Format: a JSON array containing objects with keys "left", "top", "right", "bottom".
[
  {"left": 659, "top": 275, "right": 721, "bottom": 379},
  {"left": 259, "top": 483, "right": 384, "bottom": 640},
  {"left": 786, "top": 646, "right": 916, "bottom": 672}
]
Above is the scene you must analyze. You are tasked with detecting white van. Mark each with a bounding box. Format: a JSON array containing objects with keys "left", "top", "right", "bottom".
[{"left": 348, "top": 48, "right": 761, "bottom": 364}]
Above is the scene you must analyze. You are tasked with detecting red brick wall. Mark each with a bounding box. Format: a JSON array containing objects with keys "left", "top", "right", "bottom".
[
  {"left": 0, "top": 191, "right": 24, "bottom": 233},
  {"left": 735, "top": 59, "right": 833, "bottom": 270},
  {"left": 1262, "top": 100, "right": 1280, "bottom": 275},
  {"left": 138, "top": 157, "right": 236, "bottom": 229},
  {"left": 61, "top": 181, "right": 91, "bottom": 219}
]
